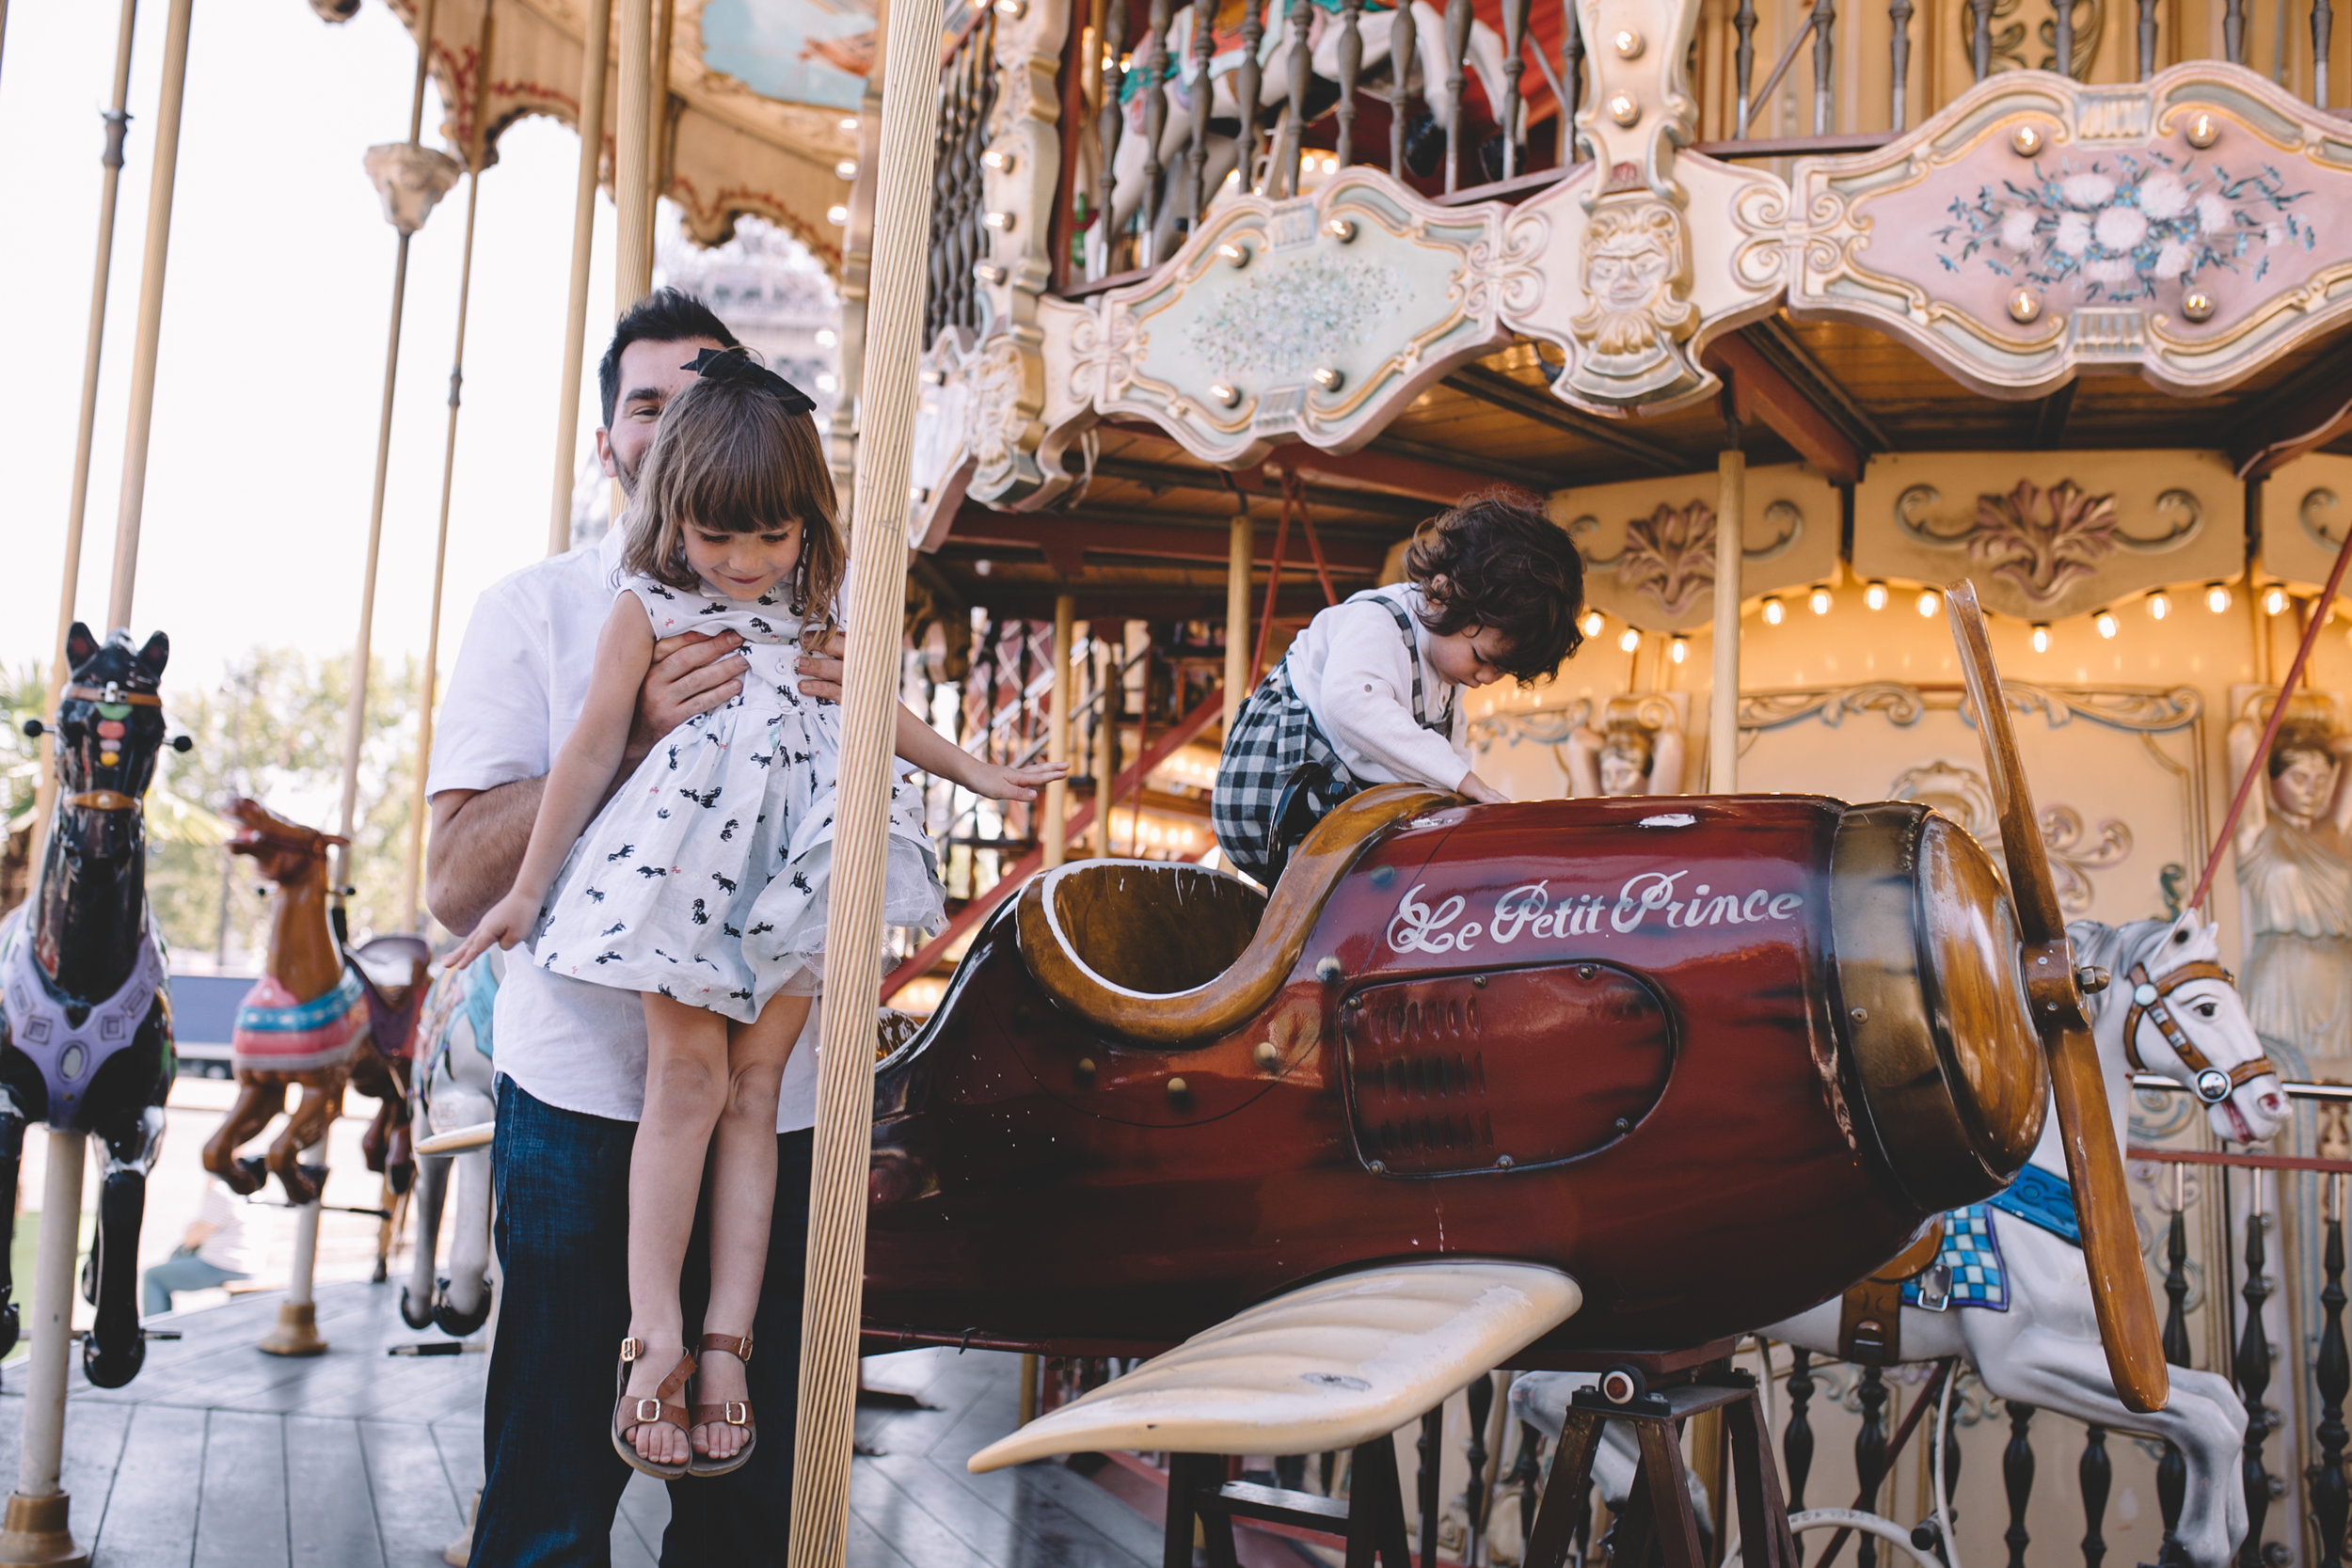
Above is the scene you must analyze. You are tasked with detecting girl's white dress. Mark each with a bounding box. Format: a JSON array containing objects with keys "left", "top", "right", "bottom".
[{"left": 530, "top": 574, "right": 946, "bottom": 1022}]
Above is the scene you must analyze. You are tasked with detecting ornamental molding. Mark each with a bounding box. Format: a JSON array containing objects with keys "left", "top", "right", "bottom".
[
  {"left": 2257, "top": 452, "right": 2352, "bottom": 592},
  {"left": 1549, "top": 464, "right": 1840, "bottom": 632},
  {"left": 1852, "top": 451, "right": 2241, "bottom": 622},
  {"left": 1784, "top": 61, "right": 2352, "bottom": 400},
  {"left": 1740, "top": 680, "right": 2201, "bottom": 736}
]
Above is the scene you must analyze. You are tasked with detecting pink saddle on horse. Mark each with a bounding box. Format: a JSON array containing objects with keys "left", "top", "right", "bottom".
[{"left": 230, "top": 968, "right": 369, "bottom": 1075}]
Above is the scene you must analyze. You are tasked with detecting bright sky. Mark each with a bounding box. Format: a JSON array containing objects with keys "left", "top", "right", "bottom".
[{"left": 1, "top": 1, "right": 626, "bottom": 692}]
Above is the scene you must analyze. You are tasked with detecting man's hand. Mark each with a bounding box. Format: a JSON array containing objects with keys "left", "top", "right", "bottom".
[
  {"left": 794, "top": 629, "right": 847, "bottom": 704},
  {"left": 626, "top": 629, "right": 748, "bottom": 768}
]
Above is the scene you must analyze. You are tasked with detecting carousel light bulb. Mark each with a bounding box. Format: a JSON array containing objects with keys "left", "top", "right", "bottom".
[
  {"left": 1761, "top": 595, "right": 1785, "bottom": 626},
  {"left": 2265, "top": 585, "right": 2289, "bottom": 616},
  {"left": 1581, "top": 609, "right": 1605, "bottom": 638},
  {"left": 1808, "top": 586, "right": 1832, "bottom": 616},
  {"left": 1669, "top": 636, "right": 1688, "bottom": 664},
  {"left": 1864, "top": 580, "right": 1888, "bottom": 610},
  {"left": 1916, "top": 588, "right": 1940, "bottom": 617},
  {"left": 1618, "top": 627, "right": 1641, "bottom": 653},
  {"left": 2147, "top": 592, "right": 2170, "bottom": 621},
  {"left": 2030, "top": 623, "right": 2050, "bottom": 653},
  {"left": 2206, "top": 581, "right": 2233, "bottom": 613},
  {"left": 2095, "top": 609, "right": 2119, "bottom": 639}
]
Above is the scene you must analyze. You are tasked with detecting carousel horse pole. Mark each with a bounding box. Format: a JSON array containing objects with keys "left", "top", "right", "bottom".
[
  {"left": 0, "top": 626, "right": 181, "bottom": 1568},
  {"left": 788, "top": 0, "right": 952, "bottom": 1545}
]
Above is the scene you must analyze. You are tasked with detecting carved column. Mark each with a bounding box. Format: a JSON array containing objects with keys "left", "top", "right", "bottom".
[
  {"left": 1783, "top": 1346, "right": 1816, "bottom": 1511},
  {"left": 1855, "top": 1365, "right": 1888, "bottom": 1568},
  {"left": 2240, "top": 1187, "right": 2275, "bottom": 1568},
  {"left": 2080, "top": 1424, "right": 2111, "bottom": 1568},
  {"left": 2005, "top": 1402, "right": 2036, "bottom": 1568}
]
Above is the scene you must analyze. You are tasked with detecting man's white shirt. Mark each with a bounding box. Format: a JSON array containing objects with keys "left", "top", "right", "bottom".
[{"left": 426, "top": 526, "right": 818, "bottom": 1131}]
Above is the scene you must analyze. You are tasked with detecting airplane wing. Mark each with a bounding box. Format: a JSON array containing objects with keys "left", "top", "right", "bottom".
[{"left": 965, "top": 1259, "right": 1581, "bottom": 1471}]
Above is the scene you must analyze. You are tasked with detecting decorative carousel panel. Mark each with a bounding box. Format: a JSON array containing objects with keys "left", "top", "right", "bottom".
[
  {"left": 2257, "top": 452, "right": 2352, "bottom": 594},
  {"left": 1509, "top": 155, "right": 1788, "bottom": 417},
  {"left": 1077, "top": 169, "right": 1518, "bottom": 466},
  {"left": 909, "top": 328, "right": 978, "bottom": 552},
  {"left": 1786, "top": 63, "right": 2352, "bottom": 399},
  {"left": 1851, "top": 451, "right": 2241, "bottom": 623},
  {"left": 1737, "top": 682, "right": 2206, "bottom": 929},
  {"left": 1544, "top": 464, "right": 1841, "bottom": 632}
]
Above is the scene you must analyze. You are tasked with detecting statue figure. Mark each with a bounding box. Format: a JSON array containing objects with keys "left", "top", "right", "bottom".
[
  {"left": 2228, "top": 692, "right": 2352, "bottom": 1078},
  {"left": 1565, "top": 695, "right": 1687, "bottom": 798}
]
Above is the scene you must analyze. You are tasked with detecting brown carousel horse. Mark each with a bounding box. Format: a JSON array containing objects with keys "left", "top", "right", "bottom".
[{"left": 202, "top": 798, "right": 428, "bottom": 1276}]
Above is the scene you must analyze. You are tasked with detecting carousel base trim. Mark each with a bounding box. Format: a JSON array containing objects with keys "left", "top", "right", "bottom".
[
  {"left": 0, "top": 1492, "right": 88, "bottom": 1568},
  {"left": 965, "top": 1259, "right": 1581, "bottom": 1471}
]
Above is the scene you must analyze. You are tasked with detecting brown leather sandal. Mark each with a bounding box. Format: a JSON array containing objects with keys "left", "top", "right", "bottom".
[
  {"left": 612, "top": 1338, "right": 696, "bottom": 1480},
  {"left": 687, "top": 1332, "right": 757, "bottom": 1478}
]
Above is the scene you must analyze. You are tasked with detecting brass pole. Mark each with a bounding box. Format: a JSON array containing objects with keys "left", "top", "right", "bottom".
[
  {"left": 643, "top": 0, "right": 675, "bottom": 289},
  {"left": 613, "top": 0, "right": 655, "bottom": 309},
  {"left": 103, "top": 0, "right": 195, "bottom": 634},
  {"left": 400, "top": 3, "right": 496, "bottom": 935},
  {"left": 1223, "top": 502, "right": 1252, "bottom": 733},
  {"left": 34, "top": 0, "right": 141, "bottom": 870},
  {"left": 1041, "top": 594, "right": 1074, "bottom": 868},
  {"left": 547, "top": 0, "right": 615, "bottom": 555},
  {"left": 787, "top": 0, "right": 950, "bottom": 1545},
  {"left": 1709, "top": 435, "right": 1744, "bottom": 791},
  {"left": 332, "top": 0, "right": 442, "bottom": 896}
]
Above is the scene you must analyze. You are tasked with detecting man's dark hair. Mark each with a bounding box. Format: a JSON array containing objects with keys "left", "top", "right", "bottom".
[
  {"left": 1403, "top": 485, "right": 1587, "bottom": 684},
  {"left": 598, "top": 288, "right": 739, "bottom": 427}
]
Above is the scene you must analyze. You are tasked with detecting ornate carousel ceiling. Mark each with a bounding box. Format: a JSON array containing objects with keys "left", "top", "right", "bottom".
[{"left": 342, "top": 0, "right": 864, "bottom": 268}]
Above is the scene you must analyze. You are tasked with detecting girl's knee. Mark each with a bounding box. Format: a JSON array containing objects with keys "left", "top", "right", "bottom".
[
  {"left": 723, "top": 1061, "right": 786, "bottom": 1123},
  {"left": 644, "top": 1050, "right": 726, "bottom": 1116}
]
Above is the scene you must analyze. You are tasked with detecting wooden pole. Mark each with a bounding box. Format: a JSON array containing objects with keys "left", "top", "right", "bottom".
[
  {"left": 1709, "top": 436, "right": 1744, "bottom": 792},
  {"left": 1093, "top": 633, "right": 1118, "bottom": 856},
  {"left": 612, "top": 0, "right": 655, "bottom": 309},
  {"left": 333, "top": 0, "right": 442, "bottom": 897},
  {"left": 643, "top": 0, "right": 675, "bottom": 289},
  {"left": 1224, "top": 504, "right": 1253, "bottom": 734},
  {"left": 547, "top": 0, "right": 614, "bottom": 556},
  {"left": 103, "top": 0, "right": 195, "bottom": 634},
  {"left": 1041, "top": 595, "right": 1075, "bottom": 868},
  {"left": 400, "top": 8, "right": 494, "bottom": 935},
  {"left": 787, "top": 0, "right": 949, "bottom": 1545},
  {"left": 0, "top": 1133, "right": 90, "bottom": 1566},
  {"left": 34, "top": 0, "right": 141, "bottom": 872}
]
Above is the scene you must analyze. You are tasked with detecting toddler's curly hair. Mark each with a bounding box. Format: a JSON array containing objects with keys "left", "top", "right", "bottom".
[{"left": 1401, "top": 486, "right": 1586, "bottom": 683}]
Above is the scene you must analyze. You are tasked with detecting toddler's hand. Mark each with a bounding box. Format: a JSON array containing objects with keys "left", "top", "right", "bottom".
[
  {"left": 446, "top": 892, "right": 538, "bottom": 970},
  {"left": 967, "top": 758, "right": 1068, "bottom": 802}
]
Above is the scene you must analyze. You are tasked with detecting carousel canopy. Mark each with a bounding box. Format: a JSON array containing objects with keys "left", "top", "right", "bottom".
[{"left": 346, "top": 0, "right": 864, "bottom": 268}]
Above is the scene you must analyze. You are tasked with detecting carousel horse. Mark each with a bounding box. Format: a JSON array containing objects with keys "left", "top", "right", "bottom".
[
  {"left": 1105, "top": 0, "right": 1512, "bottom": 261},
  {"left": 203, "top": 798, "right": 428, "bottom": 1274},
  {"left": 403, "top": 946, "right": 501, "bottom": 1336},
  {"left": 1513, "top": 911, "right": 2286, "bottom": 1568},
  {"left": 0, "top": 624, "right": 179, "bottom": 1388}
]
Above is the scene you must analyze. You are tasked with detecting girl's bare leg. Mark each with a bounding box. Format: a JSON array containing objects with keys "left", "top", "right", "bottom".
[
  {"left": 623, "top": 991, "right": 734, "bottom": 1467},
  {"left": 689, "top": 989, "right": 808, "bottom": 1462}
]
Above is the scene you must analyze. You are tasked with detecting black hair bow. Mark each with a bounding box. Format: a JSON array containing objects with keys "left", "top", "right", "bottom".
[{"left": 682, "top": 347, "right": 817, "bottom": 414}]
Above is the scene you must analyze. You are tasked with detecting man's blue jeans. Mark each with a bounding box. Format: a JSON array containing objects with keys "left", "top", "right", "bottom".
[
  {"left": 472, "top": 1080, "right": 813, "bottom": 1567},
  {"left": 141, "top": 1252, "right": 247, "bottom": 1317}
]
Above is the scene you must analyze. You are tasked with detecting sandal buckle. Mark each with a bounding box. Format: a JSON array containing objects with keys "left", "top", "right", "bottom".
[
  {"left": 635, "top": 1398, "right": 664, "bottom": 1423},
  {"left": 724, "top": 1402, "right": 749, "bottom": 1426}
]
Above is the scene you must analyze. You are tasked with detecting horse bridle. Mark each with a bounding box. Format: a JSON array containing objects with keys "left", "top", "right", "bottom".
[
  {"left": 2122, "top": 959, "right": 2273, "bottom": 1104},
  {"left": 56, "top": 682, "right": 163, "bottom": 812}
]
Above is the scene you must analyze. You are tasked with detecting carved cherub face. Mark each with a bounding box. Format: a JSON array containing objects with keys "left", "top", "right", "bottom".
[
  {"left": 1598, "top": 747, "right": 1647, "bottom": 797},
  {"left": 2272, "top": 747, "right": 2336, "bottom": 823}
]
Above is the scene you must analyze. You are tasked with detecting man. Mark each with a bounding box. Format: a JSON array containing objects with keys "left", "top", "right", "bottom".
[{"left": 427, "top": 289, "right": 842, "bottom": 1564}]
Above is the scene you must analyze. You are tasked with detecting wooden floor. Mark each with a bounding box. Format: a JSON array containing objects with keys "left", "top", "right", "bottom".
[{"left": 0, "top": 1280, "right": 1172, "bottom": 1567}]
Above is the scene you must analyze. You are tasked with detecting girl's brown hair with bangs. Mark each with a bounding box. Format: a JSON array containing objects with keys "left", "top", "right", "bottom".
[{"left": 622, "top": 370, "right": 846, "bottom": 629}]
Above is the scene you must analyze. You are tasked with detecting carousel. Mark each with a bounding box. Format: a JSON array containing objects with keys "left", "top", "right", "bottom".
[{"left": 6, "top": 0, "right": 2352, "bottom": 1562}]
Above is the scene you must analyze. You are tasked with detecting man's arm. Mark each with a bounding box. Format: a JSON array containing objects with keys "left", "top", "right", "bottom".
[{"left": 425, "top": 629, "right": 749, "bottom": 934}]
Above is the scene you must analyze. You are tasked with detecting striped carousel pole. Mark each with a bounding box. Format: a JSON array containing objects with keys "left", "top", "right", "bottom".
[
  {"left": 787, "top": 0, "right": 951, "bottom": 1547},
  {"left": 1, "top": 8, "right": 188, "bottom": 1563}
]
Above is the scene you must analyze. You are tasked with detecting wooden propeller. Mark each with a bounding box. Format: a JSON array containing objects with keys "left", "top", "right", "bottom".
[{"left": 1945, "top": 580, "right": 2169, "bottom": 1414}]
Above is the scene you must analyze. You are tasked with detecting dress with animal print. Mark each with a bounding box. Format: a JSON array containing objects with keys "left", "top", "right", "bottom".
[{"left": 528, "top": 574, "right": 946, "bottom": 1022}]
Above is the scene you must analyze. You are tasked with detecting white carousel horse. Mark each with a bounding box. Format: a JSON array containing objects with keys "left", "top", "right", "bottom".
[
  {"left": 1512, "top": 912, "right": 2287, "bottom": 1568},
  {"left": 402, "top": 947, "right": 501, "bottom": 1336},
  {"left": 1104, "top": 0, "right": 1512, "bottom": 261}
]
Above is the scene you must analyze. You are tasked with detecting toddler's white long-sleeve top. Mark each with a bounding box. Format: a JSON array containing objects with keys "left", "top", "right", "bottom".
[{"left": 1281, "top": 582, "right": 1470, "bottom": 792}]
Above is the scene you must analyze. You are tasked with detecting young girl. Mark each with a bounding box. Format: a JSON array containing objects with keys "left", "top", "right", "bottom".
[
  {"left": 1212, "top": 487, "right": 1585, "bottom": 883},
  {"left": 450, "top": 349, "right": 1059, "bottom": 1480}
]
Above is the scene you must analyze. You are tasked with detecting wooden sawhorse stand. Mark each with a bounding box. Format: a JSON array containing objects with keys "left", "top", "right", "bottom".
[
  {"left": 1161, "top": 1434, "right": 1417, "bottom": 1568},
  {"left": 1522, "top": 1366, "right": 1797, "bottom": 1568}
]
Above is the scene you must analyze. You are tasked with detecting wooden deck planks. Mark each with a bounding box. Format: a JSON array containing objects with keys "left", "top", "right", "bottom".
[{"left": 0, "top": 1286, "right": 1180, "bottom": 1566}]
